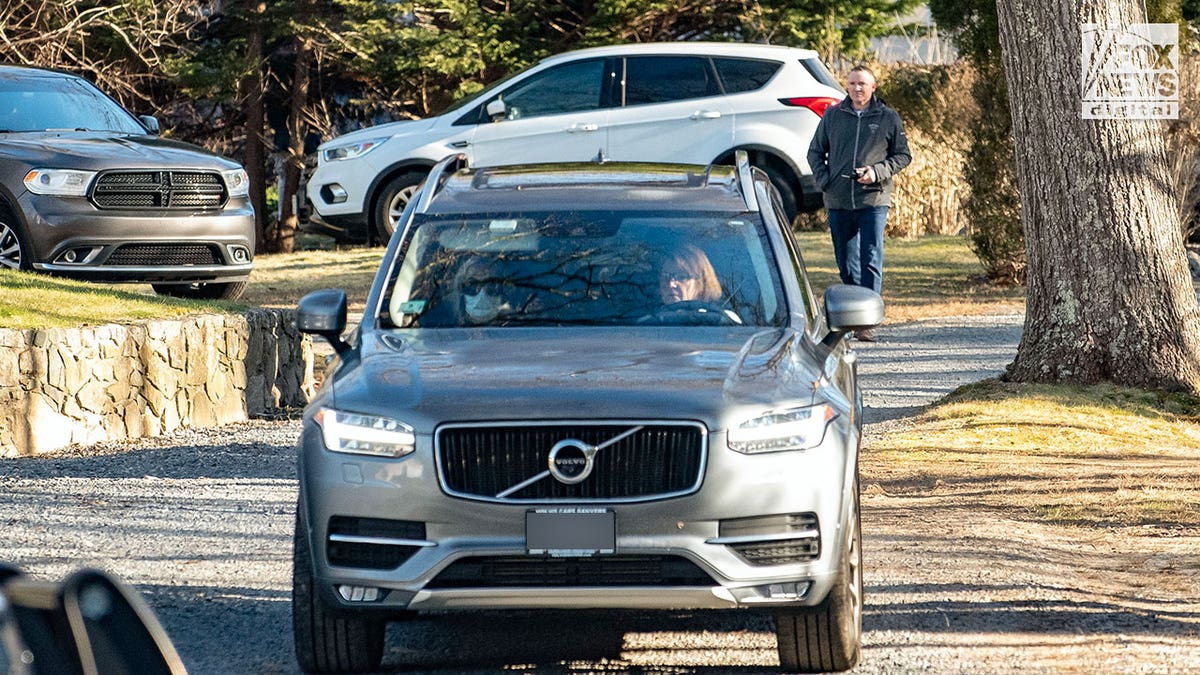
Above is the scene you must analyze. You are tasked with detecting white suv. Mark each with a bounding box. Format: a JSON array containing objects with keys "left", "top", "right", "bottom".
[{"left": 306, "top": 42, "right": 845, "bottom": 243}]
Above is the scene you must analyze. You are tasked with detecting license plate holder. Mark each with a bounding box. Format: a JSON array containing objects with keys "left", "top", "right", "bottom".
[{"left": 526, "top": 508, "right": 615, "bottom": 557}]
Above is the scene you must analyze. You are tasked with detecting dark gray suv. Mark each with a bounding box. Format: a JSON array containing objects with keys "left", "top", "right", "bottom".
[
  {"left": 293, "top": 153, "right": 883, "bottom": 673},
  {"left": 0, "top": 65, "right": 254, "bottom": 299}
]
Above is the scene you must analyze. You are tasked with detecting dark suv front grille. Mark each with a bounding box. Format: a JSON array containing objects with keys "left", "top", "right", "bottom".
[
  {"left": 437, "top": 423, "right": 705, "bottom": 502},
  {"left": 105, "top": 244, "right": 222, "bottom": 266},
  {"left": 91, "top": 171, "right": 227, "bottom": 211}
]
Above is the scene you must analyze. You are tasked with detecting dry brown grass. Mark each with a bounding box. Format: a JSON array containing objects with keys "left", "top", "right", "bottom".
[
  {"left": 794, "top": 231, "right": 1025, "bottom": 322},
  {"left": 864, "top": 380, "right": 1200, "bottom": 530}
]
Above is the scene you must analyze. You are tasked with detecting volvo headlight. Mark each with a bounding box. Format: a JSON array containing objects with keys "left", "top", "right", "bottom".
[
  {"left": 23, "top": 169, "right": 97, "bottom": 196},
  {"left": 322, "top": 137, "right": 388, "bottom": 162},
  {"left": 314, "top": 408, "right": 415, "bottom": 458},
  {"left": 728, "top": 403, "right": 837, "bottom": 454},
  {"left": 221, "top": 168, "right": 250, "bottom": 197}
]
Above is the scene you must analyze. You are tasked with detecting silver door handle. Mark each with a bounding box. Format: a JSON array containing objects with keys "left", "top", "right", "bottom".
[
  {"left": 689, "top": 111, "right": 722, "bottom": 120},
  {"left": 567, "top": 123, "right": 599, "bottom": 133}
]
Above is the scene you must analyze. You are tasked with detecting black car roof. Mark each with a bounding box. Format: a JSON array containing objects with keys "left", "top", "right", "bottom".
[{"left": 422, "top": 161, "right": 756, "bottom": 215}]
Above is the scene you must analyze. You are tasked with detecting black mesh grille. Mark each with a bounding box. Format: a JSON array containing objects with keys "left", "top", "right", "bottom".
[
  {"left": 437, "top": 423, "right": 705, "bottom": 501},
  {"left": 728, "top": 539, "right": 820, "bottom": 565},
  {"left": 426, "top": 555, "right": 715, "bottom": 588},
  {"left": 105, "top": 244, "right": 222, "bottom": 266},
  {"left": 326, "top": 516, "right": 426, "bottom": 570},
  {"left": 720, "top": 513, "right": 821, "bottom": 565},
  {"left": 91, "top": 171, "right": 227, "bottom": 211}
]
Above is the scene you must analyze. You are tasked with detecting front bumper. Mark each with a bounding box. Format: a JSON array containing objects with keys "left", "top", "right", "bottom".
[
  {"left": 19, "top": 192, "right": 255, "bottom": 284},
  {"left": 297, "top": 419, "right": 856, "bottom": 616}
]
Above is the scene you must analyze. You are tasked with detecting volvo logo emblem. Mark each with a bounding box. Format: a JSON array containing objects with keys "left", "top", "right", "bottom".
[
  {"left": 548, "top": 439, "right": 594, "bottom": 484},
  {"left": 494, "top": 425, "right": 645, "bottom": 499}
]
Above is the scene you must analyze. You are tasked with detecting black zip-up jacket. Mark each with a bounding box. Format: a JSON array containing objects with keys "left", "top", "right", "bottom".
[{"left": 806, "top": 96, "right": 911, "bottom": 210}]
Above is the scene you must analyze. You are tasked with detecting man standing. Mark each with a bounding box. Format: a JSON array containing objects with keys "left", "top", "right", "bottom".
[{"left": 807, "top": 65, "right": 911, "bottom": 341}]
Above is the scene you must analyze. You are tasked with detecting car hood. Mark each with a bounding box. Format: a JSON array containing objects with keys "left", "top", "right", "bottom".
[
  {"left": 326, "top": 327, "right": 824, "bottom": 431},
  {"left": 320, "top": 118, "right": 441, "bottom": 147},
  {"left": 0, "top": 132, "right": 238, "bottom": 170}
]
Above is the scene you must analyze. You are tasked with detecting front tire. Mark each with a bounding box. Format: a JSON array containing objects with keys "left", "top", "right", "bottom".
[
  {"left": 0, "top": 215, "right": 30, "bottom": 271},
  {"left": 372, "top": 171, "right": 425, "bottom": 243},
  {"left": 292, "top": 507, "right": 385, "bottom": 673},
  {"left": 775, "top": 484, "right": 862, "bottom": 673},
  {"left": 152, "top": 280, "right": 247, "bottom": 300}
]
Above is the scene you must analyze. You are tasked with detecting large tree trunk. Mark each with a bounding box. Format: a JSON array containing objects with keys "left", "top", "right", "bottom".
[
  {"left": 272, "top": 17, "right": 312, "bottom": 255},
  {"left": 996, "top": 0, "right": 1200, "bottom": 392},
  {"left": 241, "top": 1, "right": 268, "bottom": 253}
]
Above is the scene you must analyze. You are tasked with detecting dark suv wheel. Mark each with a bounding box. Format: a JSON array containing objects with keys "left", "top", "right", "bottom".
[
  {"left": 0, "top": 214, "right": 29, "bottom": 271},
  {"left": 775, "top": 483, "right": 862, "bottom": 673},
  {"left": 292, "top": 506, "right": 385, "bottom": 674}
]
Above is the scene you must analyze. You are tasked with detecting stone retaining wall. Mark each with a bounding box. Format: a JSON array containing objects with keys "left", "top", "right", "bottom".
[{"left": 0, "top": 310, "right": 314, "bottom": 457}]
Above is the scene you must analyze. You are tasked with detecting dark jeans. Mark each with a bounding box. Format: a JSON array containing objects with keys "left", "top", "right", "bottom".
[{"left": 828, "top": 206, "right": 888, "bottom": 294}]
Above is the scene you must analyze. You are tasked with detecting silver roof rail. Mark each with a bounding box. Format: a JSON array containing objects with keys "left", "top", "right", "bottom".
[
  {"left": 414, "top": 153, "right": 468, "bottom": 214},
  {"left": 734, "top": 150, "right": 758, "bottom": 213}
]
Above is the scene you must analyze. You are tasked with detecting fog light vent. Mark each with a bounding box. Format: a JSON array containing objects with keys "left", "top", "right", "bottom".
[
  {"left": 326, "top": 516, "right": 428, "bottom": 570},
  {"left": 229, "top": 245, "right": 251, "bottom": 263},
  {"left": 320, "top": 183, "right": 348, "bottom": 204},
  {"left": 54, "top": 247, "right": 101, "bottom": 265},
  {"left": 336, "top": 585, "right": 381, "bottom": 603},
  {"left": 710, "top": 512, "right": 821, "bottom": 566},
  {"left": 762, "top": 581, "right": 810, "bottom": 600}
]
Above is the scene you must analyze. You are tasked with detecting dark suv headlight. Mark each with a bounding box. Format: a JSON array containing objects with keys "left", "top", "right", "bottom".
[
  {"left": 23, "top": 169, "right": 97, "bottom": 196},
  {"left": 314, "top": 408, "right": 415, "bottom": 458},
  {"left": 728, "top": 403, "right": 837, "bottom": 454}
]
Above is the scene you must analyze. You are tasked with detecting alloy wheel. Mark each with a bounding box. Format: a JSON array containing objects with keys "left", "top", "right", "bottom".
[{"left": 0, "top": 220, "right": 24, "bottom": 270}]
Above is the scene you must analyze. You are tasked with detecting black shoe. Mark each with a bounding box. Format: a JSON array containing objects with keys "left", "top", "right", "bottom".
[{"left": 853, "top": 329, "right": 877, "bottom": 342}]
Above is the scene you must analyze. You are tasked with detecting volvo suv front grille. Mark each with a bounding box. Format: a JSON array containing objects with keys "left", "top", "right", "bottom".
[
  {"left": 437, "top": 422, "right": 706, "bottom": 502},
  {"left": 90, "top": 171, "right": 227, "bottom": 211}
]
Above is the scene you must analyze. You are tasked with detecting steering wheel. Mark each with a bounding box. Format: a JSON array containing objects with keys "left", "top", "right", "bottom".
[{"left": 650, "top": 300, "right": 742, "bottom": 326}]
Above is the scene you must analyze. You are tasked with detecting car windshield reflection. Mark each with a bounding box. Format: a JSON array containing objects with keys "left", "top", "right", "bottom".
[
  {"left": 0, "top": 74, "right": 145, "bottom": 134},
  {"left": 382, "top": 210, "right": 788, "bottom": 328}
]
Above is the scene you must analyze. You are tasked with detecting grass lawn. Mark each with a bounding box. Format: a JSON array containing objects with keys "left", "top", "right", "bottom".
[
  {"left": 0, "top": 272, "right": 242, "bottom": 330},
  {"left": 793, "top": 231, "right": 1024, "bottom": 323},
  {"left": 866, "top": 379, "right": 1200, "bottom": 529}
]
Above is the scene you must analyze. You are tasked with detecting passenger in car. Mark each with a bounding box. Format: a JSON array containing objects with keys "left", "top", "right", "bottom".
[
  {"left": 657, "top": 244, "right": 742, "bottom": 324},
  {"left": 455, "top": 256, "right": 515, "bottom": 325},
  {"left": 659, "top": 244, "right": 723, "bottom": 305}
]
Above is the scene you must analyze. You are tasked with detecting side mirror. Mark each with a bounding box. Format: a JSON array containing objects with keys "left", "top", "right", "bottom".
[
  {"left": 297, "top": 289, "right": 349, "bottom": 355},
  {"left": 1, "top": 567, "right": 187, "bottom": 675},
  {"left": 138, "top": 115, "right": 161, "bottom": 136},
  {"left": 485, "top": 98, "right": 506, "bottom": 122},
  {"left": 821, "top": 284, "right": 884, "bottom": 347}
]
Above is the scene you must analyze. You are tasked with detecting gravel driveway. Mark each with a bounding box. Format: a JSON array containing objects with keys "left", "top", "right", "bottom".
[{"left": 3, "top": 313, "right": 1199, "bottom": 674}]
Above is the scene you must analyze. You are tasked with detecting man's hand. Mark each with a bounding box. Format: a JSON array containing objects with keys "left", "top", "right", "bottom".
[{"left": 855, "top": 166, "right": 876, "bottom": 184}]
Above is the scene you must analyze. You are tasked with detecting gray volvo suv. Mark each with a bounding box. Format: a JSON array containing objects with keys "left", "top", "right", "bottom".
[
  {"left": 293, "top": 153, "right": 883, "bottom": 673},
  {"left": 0, "top": 65, "right": 254, "bottom": 299}
]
